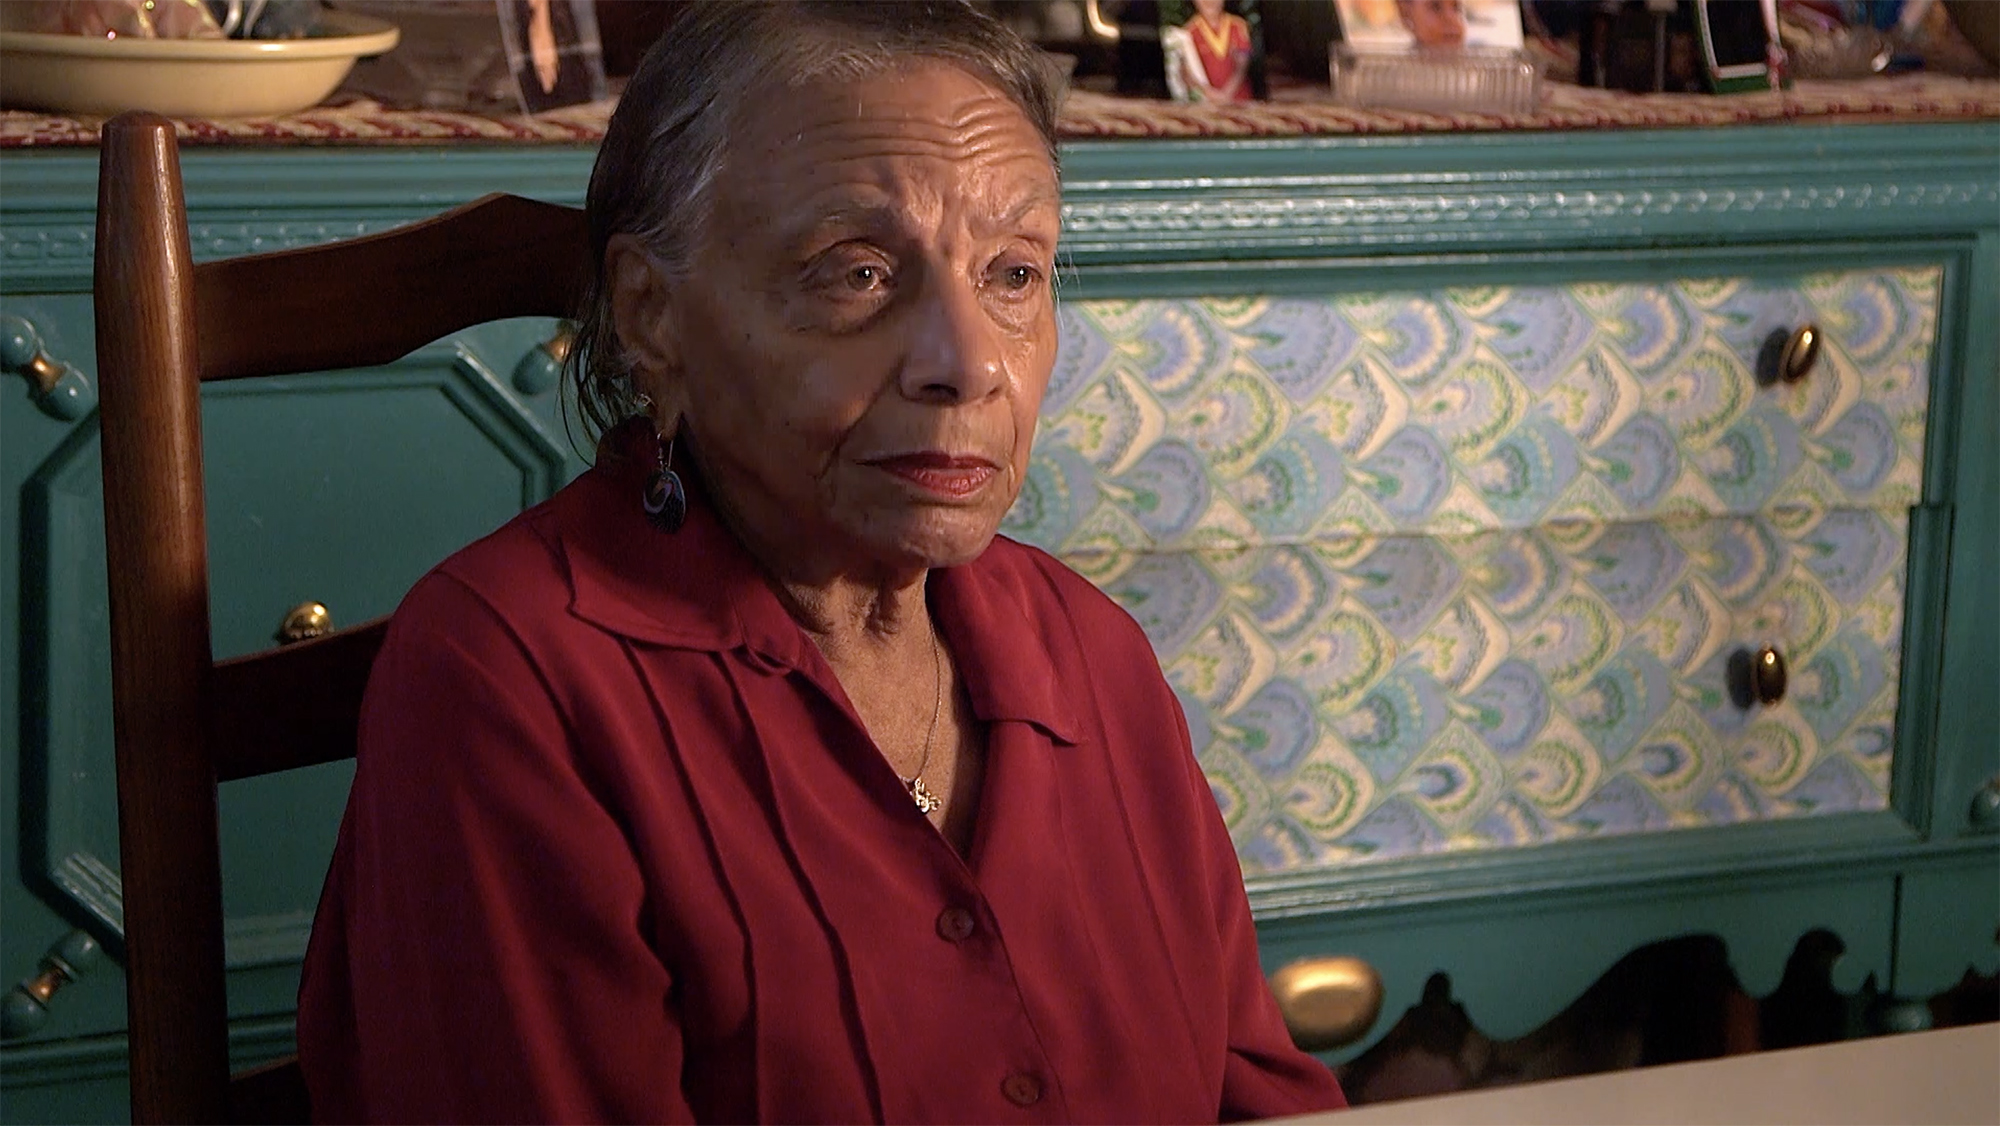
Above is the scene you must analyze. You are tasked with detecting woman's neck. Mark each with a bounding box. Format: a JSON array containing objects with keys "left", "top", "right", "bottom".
[
  {"left": 688, "top": 445, "right": 934, "bottom": 658},
  {"left": 775, "top": 572, "right": 933, "bottom": 665}
]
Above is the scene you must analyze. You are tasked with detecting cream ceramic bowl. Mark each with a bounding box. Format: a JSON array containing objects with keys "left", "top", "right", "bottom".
[{"left": 0, "top": 10, "right": 399, "bottom": 118}]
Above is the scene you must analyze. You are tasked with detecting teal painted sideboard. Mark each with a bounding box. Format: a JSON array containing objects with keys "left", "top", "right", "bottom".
[{"left": 2, "top": 121, "right": 1995, "bottom": 1121}]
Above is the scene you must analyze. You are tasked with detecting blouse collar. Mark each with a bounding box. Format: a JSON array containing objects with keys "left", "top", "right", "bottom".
[{"left": 554, "top": 423, "right": 1083, "bottom": 746}]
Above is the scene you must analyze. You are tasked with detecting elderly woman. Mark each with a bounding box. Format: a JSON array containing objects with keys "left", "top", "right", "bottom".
[{"left": 297, "top": 3, "right": 1347, "bottom": 1122}]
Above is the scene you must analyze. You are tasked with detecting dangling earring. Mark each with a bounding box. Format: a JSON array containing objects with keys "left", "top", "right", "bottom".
[
  {"left": 631, "top": 393, "right": 686, "bottom": 533},
  {"left": 642, "top": 431, "right": 687, "bottom": 534}
]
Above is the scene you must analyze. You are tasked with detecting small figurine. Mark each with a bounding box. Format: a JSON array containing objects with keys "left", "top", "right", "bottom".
[{"left": 1162, "top": 0, "right": 1263, "bottom": 102}]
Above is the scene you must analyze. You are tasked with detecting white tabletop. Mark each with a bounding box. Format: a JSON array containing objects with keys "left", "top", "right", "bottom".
[{"left": 1286, "top": 1023, "right": 1999, "bottom": 1125}]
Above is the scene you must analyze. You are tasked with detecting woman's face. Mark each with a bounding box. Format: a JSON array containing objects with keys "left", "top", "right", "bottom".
[{"left": 618, "top": 61, "right": 1061, "bottom": 580}]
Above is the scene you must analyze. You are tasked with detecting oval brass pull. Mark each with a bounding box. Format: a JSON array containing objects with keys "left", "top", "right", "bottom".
[
  {"left": 277, "top": 601, "right": 333, "bottom": 645},
  {"left": 1757, "top": 324, "right": 1823, "bottom": 387},
  {"left": 1758, "top": 323, "right": 1823, "bottom": 386},
  {"left": 511, "top": 321, "right": 575, "bottom": 396},
  {"left": 1728, "top": 646, "right": 1790, "bottom": 708},
  {"left": 1269, "top": 955, "right": 1385, "bottom": 1052},
  {"left": 1752, "top": 646, "right": 1787, "bottom": 705},
  {"left": 1778, "top": 324, "right": 1821, "bottom": 383},
  {"left": 1, "top": 929, "right": 104, "bottom": 1040},
  {"left": 1, "top": 313, "right": 97, "bottom": 421}
]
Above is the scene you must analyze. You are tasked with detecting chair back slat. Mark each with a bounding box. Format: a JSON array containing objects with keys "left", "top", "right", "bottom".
[
  {"left": 211, "top": 621, "right": 390, "bottom": 783},
  {"left": 192, "top": 193, "right": 590, "bottom": 382}
]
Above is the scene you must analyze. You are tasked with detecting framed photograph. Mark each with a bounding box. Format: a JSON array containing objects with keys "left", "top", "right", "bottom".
[
  {"left": 1694, "top": 0, "right": 1777, "bottom": 92},
  {"left": 1159, "top": 0, "right": 1267, "bottom": 103},
  {"left": 1335, "top": 0, "right": 1525, "bottom": 53},
  {"left": 496, "top": 0, "right": 608, "bottom": 115}
]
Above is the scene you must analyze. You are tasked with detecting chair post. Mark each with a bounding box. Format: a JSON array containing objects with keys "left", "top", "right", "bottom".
[{"left": 95, "top": 112, "right": 230, "bottom": 1125}]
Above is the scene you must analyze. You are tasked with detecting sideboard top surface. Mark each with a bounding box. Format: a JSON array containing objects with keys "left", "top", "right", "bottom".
[{"left": 2, "top": 71, "right": 1995, "bottom": 150}]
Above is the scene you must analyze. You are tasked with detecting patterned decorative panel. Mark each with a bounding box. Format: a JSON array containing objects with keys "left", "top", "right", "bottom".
[{"left": 1007, "top": 268, "right": 1938, "bottom": 872}]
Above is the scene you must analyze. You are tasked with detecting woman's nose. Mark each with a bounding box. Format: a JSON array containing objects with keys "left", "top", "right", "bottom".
[{"left": 900, "top": 275, "right": 1007, "bottom": 404}]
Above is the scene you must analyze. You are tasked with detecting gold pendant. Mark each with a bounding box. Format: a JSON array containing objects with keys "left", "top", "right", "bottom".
[{"left": 906, "top": 776, "right": 941, "bottom": 814}]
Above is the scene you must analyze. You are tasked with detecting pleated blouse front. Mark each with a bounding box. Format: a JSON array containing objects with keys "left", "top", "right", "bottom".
[{"left": 297, "top": 456, "right": 1346, "bottom": 1124}]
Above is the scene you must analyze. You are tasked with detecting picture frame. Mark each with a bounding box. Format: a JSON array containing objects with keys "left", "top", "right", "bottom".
[
  {"left": 495, "top": 0, "right": 608, "bottom": 115},
  {"left": 1334, "top": 0, "right": 1526, "bottom": 53},
  {"left": 1694, "top": 0, "right": 1778, "bottom": 93},
  {"left": 1330, "top": 0, "right": 1540, "bottom": 114}
]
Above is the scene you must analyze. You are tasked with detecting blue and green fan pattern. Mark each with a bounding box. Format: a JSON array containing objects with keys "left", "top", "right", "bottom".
[{"left": 1007, "top": 268, "right": 1936, "bottom": 873}]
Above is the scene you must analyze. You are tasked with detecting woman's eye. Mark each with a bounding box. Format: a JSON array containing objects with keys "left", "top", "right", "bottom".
[
  {"left": 804, "top": 248, "right": 893, "bottom": 300},
  {"left": 997, "top": 262, "right": 1044, "bottom": 293}
]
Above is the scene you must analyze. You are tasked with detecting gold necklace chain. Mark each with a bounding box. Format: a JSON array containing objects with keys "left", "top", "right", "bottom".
[{"left": 902, "top": 629, "right": 944, "bottom": 814}]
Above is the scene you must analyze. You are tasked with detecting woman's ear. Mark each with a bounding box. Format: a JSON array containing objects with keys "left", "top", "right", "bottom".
[{"left": 607, "top": 234, "right": 685, "bottom": 415}]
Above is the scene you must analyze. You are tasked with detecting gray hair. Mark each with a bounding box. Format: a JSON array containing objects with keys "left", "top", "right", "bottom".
[{"left": 567, "top": 0, "right": 1062, "bottom": 440}]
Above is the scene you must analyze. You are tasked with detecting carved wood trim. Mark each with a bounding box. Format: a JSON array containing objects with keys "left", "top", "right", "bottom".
[{"left": 1337, "top": 929, "right": 2000, "bottom": 1106}]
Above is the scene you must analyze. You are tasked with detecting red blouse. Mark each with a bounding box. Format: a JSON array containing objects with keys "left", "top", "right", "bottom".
[{"left": 297, "top": 452, "right": 1347, "bottom": 1123}]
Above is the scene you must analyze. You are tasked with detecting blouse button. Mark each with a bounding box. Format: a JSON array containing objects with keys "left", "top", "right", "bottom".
[
  {"left": 1001, "top": 1072, "right": 1043, "bottom": 1107},
  {"left": 936, "top": 906, "right": 977, "bottom": 943}
]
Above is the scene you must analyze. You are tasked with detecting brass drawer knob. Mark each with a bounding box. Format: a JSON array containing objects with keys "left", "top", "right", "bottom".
[
  {"left": 277, "top": 601, "right": 333, "bottom": 645},
  {"left": 1778, "top": 324, "right": 1821, "bottom": 383},
  {"left": 511, "top": 321, "right": 575, "bottom": 396},
  {"left": 1971, "top": 776, "right": 2000, "bottom": 833},
  {"left": 1729, "top": 645, "right": 1789, "bottom": 708},
  {"left": 0, "top": 313, "right": 96, "bottom": 422},
  {"left": 1759, "top": 323, "right": 1822, "bottom": 386},
  {"left": 1752, "top": 645, "right": 1788, "bottom": 705},
  {"left": 1, "top": 929, "right": 104, "bottom": 1040},
  {"left": 1269, "top": 955, "right": 1385, "bottom": 1052}
]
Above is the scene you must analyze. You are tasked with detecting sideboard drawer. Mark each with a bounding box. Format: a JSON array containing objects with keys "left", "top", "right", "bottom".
[
  {"left": 1039, "top": 504, "right": 1907, "bottom": 873},
  {"left": 1018, "top": 266, "right": 1937, "bottom": 552}
]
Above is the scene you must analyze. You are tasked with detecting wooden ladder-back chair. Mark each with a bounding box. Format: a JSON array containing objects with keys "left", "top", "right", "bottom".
[{"left": 92, "top": 112, "right": 591, "bottom": 1124}]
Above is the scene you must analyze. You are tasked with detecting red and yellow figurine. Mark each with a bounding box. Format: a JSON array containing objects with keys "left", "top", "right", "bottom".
[{"left": 1165, "top": 0, "right": 1255, "bottom": 102}]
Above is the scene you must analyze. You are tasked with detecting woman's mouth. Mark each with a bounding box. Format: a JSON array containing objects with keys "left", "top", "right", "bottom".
[{"left": 867, "top": 453, "right": 1000, "bottom": 499}]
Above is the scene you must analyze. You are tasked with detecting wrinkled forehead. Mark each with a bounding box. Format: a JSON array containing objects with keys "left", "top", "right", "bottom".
[{"left": 718, "top": 59, "right": 1058, "bottom": 207}]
